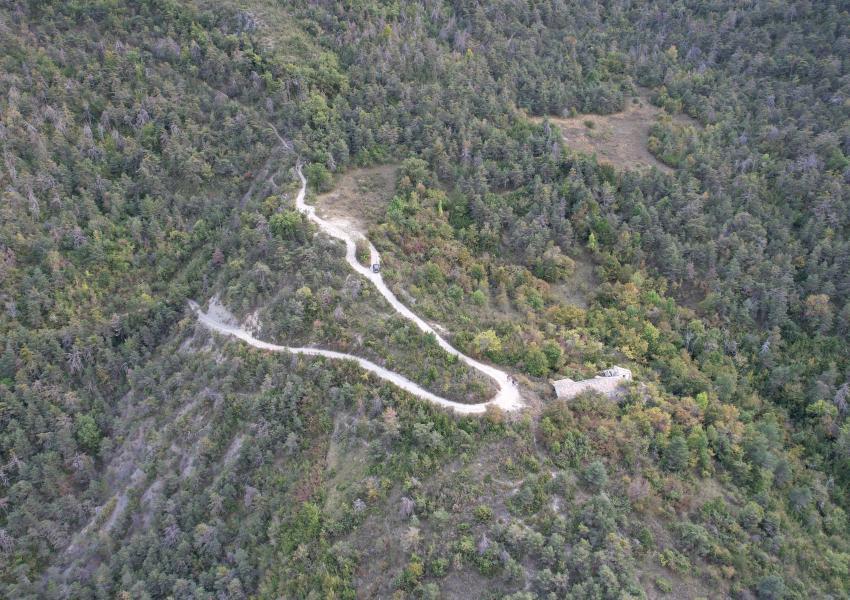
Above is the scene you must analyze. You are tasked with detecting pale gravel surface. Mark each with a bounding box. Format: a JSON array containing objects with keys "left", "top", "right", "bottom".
[{"left": 191, "top": 165, "right": 523, "bottom": 415}]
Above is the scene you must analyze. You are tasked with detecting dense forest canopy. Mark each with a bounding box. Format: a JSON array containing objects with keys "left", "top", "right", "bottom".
[{"left": 1, "top": 0, "right": 849, "bottom": 598}]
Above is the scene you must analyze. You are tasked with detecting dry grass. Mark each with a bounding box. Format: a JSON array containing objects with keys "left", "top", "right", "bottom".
[
  {"left": 313, "top": 164, "right": 399, "bottom": 232},
  {"left": 532, "top": 93, "right": 696, "bottom": 173}
]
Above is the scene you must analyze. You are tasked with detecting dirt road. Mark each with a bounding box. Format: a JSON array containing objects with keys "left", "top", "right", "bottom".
[{"left": 191, "top": 164, "right": 523, "bottom": 415}]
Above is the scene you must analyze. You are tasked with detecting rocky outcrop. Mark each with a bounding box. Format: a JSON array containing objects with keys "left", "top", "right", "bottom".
[{"left": 551, "top": 366, "right": 632, "bottom": 399}]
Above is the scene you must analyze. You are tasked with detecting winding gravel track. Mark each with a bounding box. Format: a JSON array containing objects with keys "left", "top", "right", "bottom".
[{"left": 191, "top": 165, "right": 522, "bottom": 415}]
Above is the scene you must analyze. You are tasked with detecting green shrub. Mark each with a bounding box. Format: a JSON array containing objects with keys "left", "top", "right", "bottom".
[
  {"left": 740, "top": 502, "right": 765, "bottom": 531},
  {"left": 757, "top": 574, "right": 786, "bottom": 600},
  {"left": 658, "top": 548, "right": 690, "bottom": 574},
  {"left": 662, "top": 435, "right": 690, "bottom": 472},
  {"left": 270, "top": 210, "right": 302, "bottom": 239},
  {"left": 474, "top": 504, "right": 494, "bottom": 522},
  {"left": 524, "top": 345, "right": 549, "bottom": 377},
  {"left": 75, "top": 414, "right": 102, "bottom": 454},
  {"left": 401, "top": 554, "right": 425, "bottom": 588},
  {"left": 580, "top": 460, "right": 608, "bottom": 490},
  {"left": 304, "top": 163, "right": 333, "bottom": 192}
]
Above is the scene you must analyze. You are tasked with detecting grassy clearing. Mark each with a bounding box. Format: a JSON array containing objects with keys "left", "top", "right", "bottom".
[
  {"left": 532, "top": 93, "right": 696, "bottom": 173},
  {"left": 314, "top": 164, "right": 399, "bottom": 232}
]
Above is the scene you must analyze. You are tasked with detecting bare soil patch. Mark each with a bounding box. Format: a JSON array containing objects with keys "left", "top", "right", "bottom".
[
  {"left": 533, "top": 93, "right": 695, "bottom": 173},
  {"left": 314, "top": 164, "right": 398, "bottom": 231}
]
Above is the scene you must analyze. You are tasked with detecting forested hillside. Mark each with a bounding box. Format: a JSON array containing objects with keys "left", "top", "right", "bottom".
[{"left": 1, "top": 1, "right": 849, "bottom": 598}]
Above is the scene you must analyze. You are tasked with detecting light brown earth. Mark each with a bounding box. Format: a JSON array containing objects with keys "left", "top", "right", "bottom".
[
  {"left": 532, "top": 94, "right": 695, "bottom": 173},
  {"left": 314, "top": 164, "right": 398, "bottom": 231}
]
